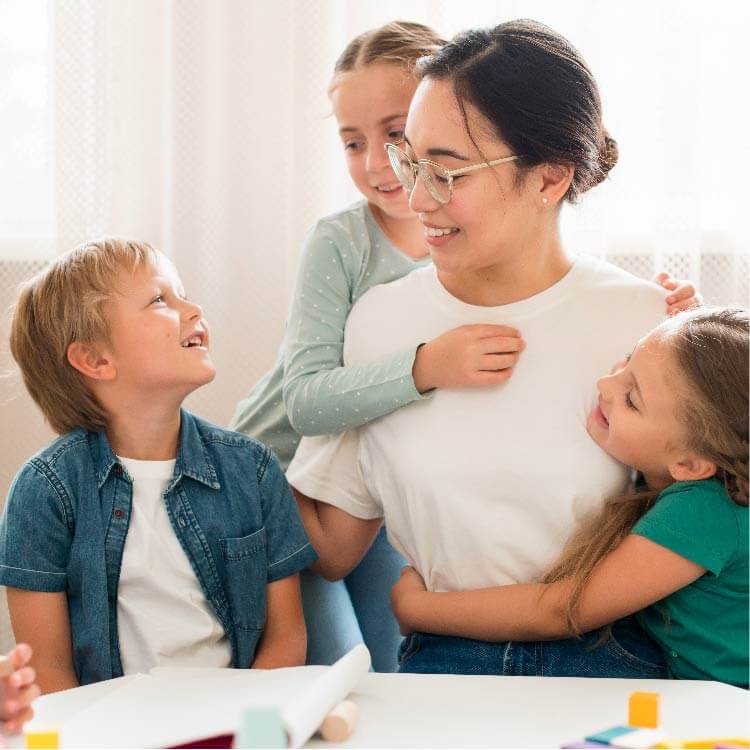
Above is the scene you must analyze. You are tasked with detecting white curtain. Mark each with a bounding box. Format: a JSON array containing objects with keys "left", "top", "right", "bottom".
[{"left": 0, "top": 0, "right": 748, "bottom": 648}]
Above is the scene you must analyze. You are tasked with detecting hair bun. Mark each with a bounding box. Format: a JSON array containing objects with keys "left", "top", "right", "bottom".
[{"left": 598, "top": 130, "right": 619, "bottom": 175}]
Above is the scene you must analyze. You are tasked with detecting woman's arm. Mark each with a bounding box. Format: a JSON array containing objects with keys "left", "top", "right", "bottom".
[
  {"left": 392, "top": 534, "right": 705, "bottom": 641},
  {"left": 251, "top": 574, "right": 306, "bottom": 669},
  {"left": 6, "top": 589, "right": 78, "bottom": 694},
  {"left": 293, "top": 488, "right": 382, "bottom": 581}
]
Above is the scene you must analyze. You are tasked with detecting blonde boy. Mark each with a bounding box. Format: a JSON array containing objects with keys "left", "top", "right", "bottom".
[{"left": 0, "top": 239, "right": 316, "bottom": 692}]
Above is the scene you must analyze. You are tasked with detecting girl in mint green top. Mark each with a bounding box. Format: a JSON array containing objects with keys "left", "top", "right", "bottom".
[
  {"left": 391, "top": 307, "right": 748, "bottom": 687},
  {"left": 230, "top": 21, "right": 702, "bottom": 673}
]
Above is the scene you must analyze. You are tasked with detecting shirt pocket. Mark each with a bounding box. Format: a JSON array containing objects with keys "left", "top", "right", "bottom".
[{"left": 219, "top": 527, "right": 267, "bottom": 632}]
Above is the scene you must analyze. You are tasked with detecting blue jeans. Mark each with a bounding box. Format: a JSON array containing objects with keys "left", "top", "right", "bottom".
[
  {"left": 398, "top": 616, "right": 667, "bottom": 678},
  {"left": 301, "top": 526, "right": 404, "bottom": 672}
]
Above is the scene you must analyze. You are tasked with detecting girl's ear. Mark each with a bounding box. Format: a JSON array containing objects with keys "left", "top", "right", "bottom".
[
  {"left": 668, "top": 454, "right": 717, "bottom": 483},
  {"left": 67, "top": 341, "right": 117, "bottom": 381}
]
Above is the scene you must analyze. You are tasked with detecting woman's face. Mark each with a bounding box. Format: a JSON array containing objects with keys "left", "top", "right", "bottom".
[
  {"left": 403, "top": 77, "right": 540, "bottom": 275},
  {"left": 330, "top": 63, "right": 418, "bottom": 222}
]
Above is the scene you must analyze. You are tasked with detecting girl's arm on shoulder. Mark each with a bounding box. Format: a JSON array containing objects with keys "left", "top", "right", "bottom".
[
  {"left": 251, "top": 574, "right": 306, "bottom": 668},
  {"left": 6, "top": 589, "right": 78, "bottom": 694},
  {"left": 293, "top": 488, "right": 382, "bottom": 582},
  {"left": 392, "top": 535, "right": 705, "bottom": 641},
  {"left": 283, "top": 225, "right": 426, "bottom": 437}
]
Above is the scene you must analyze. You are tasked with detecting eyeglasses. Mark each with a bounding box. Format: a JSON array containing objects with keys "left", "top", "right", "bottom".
[{"left": 385, "top": 142, "right": 520, "bottom": 205}]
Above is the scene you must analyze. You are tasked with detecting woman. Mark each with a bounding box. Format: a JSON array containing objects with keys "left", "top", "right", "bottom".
[{"left": 288, "top": 20, "right": 682, "bottom": 677}]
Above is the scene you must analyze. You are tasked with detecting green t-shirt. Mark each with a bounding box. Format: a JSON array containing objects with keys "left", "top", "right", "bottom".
[{"left": 632, "top": 479, "right": 749, "bottom": 686}]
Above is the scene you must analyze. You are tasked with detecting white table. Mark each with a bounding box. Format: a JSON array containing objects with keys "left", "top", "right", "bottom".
[{"left": 18, "top": 671, "right": 749, "bottom": 748}]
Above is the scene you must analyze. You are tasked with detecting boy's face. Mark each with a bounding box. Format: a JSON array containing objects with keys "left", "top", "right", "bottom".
[{"left": 104, "top": 252, "right": 215, "bottom": 398}]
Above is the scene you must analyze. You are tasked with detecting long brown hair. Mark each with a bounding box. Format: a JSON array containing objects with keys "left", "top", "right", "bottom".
[{"left": 542, "top": 307, "right": 749, "bottom": 635}]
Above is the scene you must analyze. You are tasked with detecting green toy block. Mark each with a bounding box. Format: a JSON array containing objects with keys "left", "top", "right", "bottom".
[{"left": 234, "top": 707, "right": 287, "bottom": 749}]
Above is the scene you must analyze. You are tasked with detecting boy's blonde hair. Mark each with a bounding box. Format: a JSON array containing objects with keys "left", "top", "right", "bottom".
[{"left": 10, "top": 238, "right": 156, "bottom": 435}]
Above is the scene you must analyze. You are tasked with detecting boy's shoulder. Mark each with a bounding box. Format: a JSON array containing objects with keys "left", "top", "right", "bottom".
[
  {"left": 22, "top": 427, "right": 91, "bottom": 474},
  {"left": 182, "top": 411, "right": 277, "bottom": 478}
]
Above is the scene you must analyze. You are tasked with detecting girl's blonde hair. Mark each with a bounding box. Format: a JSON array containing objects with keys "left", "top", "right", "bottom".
[
  {"left": 333, "top": 21, "right": 446, "bottom": 77},
  {"left": 542, "top": 307, "right": 749, "bottom": 635},
  {"left": 9, "top": 238, "right": 156, "bottom": 435}
]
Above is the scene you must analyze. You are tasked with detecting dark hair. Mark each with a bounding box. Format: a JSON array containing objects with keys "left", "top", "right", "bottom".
[
  {"left": 334, "top": 21, "right": 446, "bottom": 77},
  {"left": 417, "top": 19, "right": 617, "bottom": 202}
]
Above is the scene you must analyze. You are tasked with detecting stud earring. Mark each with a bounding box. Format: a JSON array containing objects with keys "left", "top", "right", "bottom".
[{"left": 541, "top": 197, "right": 549, "bottom": 205}]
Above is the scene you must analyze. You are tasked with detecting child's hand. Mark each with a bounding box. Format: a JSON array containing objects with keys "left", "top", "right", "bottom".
[
  {"left": 0, "top": 643, "right": 40, "bottom": 734},
  {"left": 390, "top": 566, "right": 428, "bottom": 635},
  {"left": 412, "top": 324, "right": 525, "bottom": 393},
  {"left": 654, "top": 272, "right": 702, "bottom": 316}
]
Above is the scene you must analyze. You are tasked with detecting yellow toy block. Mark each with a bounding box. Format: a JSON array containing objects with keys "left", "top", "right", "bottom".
[
  {"left": 628, "top": 690, "right": 660, "bottom": 729},
  {"left": 24, "top": 724, "right": 60, "bottom": 750}
]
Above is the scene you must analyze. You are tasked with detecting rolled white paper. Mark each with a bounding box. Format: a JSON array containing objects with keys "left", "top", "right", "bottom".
[{"left": 282, "top": 644, "right": 370, "bottom": 748}]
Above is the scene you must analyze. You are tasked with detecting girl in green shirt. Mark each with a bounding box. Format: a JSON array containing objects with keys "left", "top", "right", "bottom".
[
  {"left": 231, "top": 21, "right": 702, "bottom": 673},
  {"left": 392, "top": 307, "right": 748, "bottom": 686}
]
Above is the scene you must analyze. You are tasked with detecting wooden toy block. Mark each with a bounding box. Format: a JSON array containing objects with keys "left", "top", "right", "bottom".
[
  {"left": 234, "top": 708, "right": 287, "bottom": 749},
  {"left": 628, "top": 691, "right": 660, "bottom": 728},
  {"left": 319, "top": 700, "right": 359, "bottom": 742},
  {"left": 24, "top": 725, "right": 60, "bottom": 749}
]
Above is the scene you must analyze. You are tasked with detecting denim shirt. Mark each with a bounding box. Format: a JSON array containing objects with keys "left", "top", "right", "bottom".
[{"left": 0, "top": 410, "right": 317, "bottom": 685}]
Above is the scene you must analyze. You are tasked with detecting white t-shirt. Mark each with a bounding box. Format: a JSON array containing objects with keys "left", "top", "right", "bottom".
[
  {"left": 117, "top": 457, "right": 232, "bottom": 673},
  {"left": 287, "top": 255, "right": 666, "bottom": 592}
]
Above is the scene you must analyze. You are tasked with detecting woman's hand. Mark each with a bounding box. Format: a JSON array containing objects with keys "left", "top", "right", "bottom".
[
  {"left": 654, "top": 272, "right": 702, "bottom": 316},
  {"left": 390, "top": 566, "right": 428, "bottom": 635},
  {"left": 0, "top": 643, "right": 40, "bottom": 734},
  {"left": 412, "top": 324, "right": 525, "bottom": 393}
]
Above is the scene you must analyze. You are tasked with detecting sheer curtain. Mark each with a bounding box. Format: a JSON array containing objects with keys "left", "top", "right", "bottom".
[{"left": 0, "top": 0, "right": 747, "bottom": 648}]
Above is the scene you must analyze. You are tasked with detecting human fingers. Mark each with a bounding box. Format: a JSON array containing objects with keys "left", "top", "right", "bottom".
[
  {"left": 1, "top": 705, "right": 34, "bottom": 735},
  {"left": 654, "top": 272, "right": 677, "bottom": 291},
  {"left": 6, "top": 643, "right": 32, "bottom": 671},
  {"left": 14, "top": 682, "right": 41, "bottom": 709},
  {"left": 479, "top": 353, "right": 521, "bottom": 371},
  {"left": 7, "top": 665, "right": 36, "bottom": 690},
  {"left": 462, "top": 324, "right": 521, "bottom": 340},
  {"left": 479, "top": 336, "right": 525, "bottom": 355},
  {"left": 471, "top": 368, "right": 515, "bottom": 386}
]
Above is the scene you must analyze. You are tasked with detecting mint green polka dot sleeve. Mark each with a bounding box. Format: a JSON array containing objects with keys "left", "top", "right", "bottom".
[{"left": 283, "top": 203, "right": 430, "bottom": 436}]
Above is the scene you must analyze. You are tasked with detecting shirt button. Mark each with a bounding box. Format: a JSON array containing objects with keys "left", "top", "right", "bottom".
[
  {"left": 670, "top": 650, "right": 679, "bottom": 658},
  {"left": 177, "top": 515, "right": 187, "bottom": 528},
  {"left": 113, "top": 508, "right": 124, "bottom": 519},
  {"left": 113, "top": 464, "right": 123, "bottom": 476}
]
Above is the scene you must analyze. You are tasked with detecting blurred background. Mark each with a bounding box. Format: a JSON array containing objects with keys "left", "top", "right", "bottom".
[{"left": 0, "top": 0, "right": 748, "bottom": 648}]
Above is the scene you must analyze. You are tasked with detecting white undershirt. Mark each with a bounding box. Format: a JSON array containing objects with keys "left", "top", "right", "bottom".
[
  {"left": 116, "top": 456, "right": 232, "bottom": 673},
  {"left": 288, "top": 256, "right": 666, "bottom": 592}
]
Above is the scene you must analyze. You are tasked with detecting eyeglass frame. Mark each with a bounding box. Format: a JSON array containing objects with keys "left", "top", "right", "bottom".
[{"left": 384, "top": 142, "right": 521, "bottom": 204}]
